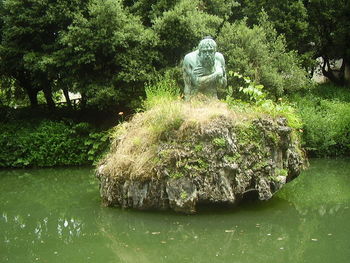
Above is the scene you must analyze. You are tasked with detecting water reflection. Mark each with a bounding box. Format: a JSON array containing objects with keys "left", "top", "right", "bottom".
[
  {"left": 89, "top": 196, "right": 349, "bottom": 263},
  {"left": 0, "top": 160, "right": 349, "bottom": 263},
  {"left": 1, "top": 213, "right": 84, "bottom": 244}
]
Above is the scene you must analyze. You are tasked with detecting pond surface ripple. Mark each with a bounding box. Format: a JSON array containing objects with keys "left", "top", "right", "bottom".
[{"left": 1, "top": 159, "right": 349, "bottom": 263}]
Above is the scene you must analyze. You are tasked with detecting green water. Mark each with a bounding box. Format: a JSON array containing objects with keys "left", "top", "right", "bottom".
[{"left": 1, "top": 159, "right": 349, "bottom": 263}]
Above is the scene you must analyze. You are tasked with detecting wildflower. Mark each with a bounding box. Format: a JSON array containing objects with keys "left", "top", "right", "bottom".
[{"left": 118, "top": 112, "right": 124, "bottom": 116}]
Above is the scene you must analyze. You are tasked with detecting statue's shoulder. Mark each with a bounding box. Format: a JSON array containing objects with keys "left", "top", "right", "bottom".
[
  {"left": 184, "top": 50, "right": 199, "bottom": 65},
  {"left": 215, "top": 52, "right": 225, "bottom": 62}
]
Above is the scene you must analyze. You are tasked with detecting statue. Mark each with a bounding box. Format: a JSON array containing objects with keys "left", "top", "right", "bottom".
[{"left": 183, "top": 37, "right": 227, "bottom": 100}]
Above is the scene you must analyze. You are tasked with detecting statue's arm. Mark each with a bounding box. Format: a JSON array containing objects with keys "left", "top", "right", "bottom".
[
  {"left": 183, "top": 55, "right": 196, "bottom": 100},
  {"left": 194, "top": 53, "right": 226, "bottom": 87},
  {"left": 196, "top": 71, "right": 221, "bottom": 85},
  {"left": 216, "top": 53, "right": 227, "bottom": 87}
]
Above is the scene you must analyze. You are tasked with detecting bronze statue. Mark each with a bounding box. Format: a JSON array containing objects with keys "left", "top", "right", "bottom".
[{"left": 183, "top": 37, "right": 227, "bottom": 100}]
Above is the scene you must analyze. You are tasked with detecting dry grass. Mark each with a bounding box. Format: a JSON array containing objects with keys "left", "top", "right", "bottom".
[{"left": 100, "top": 97, "right": 261, "bottom": 181}]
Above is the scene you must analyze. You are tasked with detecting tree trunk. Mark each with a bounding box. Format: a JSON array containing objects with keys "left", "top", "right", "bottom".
[
  {"left": 27, "top": 88, "right": 39, "bottom": 108},
  {"left": 62, "top": 87, "right": 72, "bottom": 109},
  {"left": 17, "top": 72, "right": 38, "bottom": 108},
  {"left": 337, "top": 58, "right": 346, "bottom": 85},
  {"left": 80, "top": 92, "right": 87, "bottom": 110},
  {"left": 344, "top": 58, "right": 350, "bottom": 85},
  {"left": 43, "top": 84, "right": 55, "bottom": 110},
  {"left": 321, "top": 56, "right": 345, "bottom": 86}
]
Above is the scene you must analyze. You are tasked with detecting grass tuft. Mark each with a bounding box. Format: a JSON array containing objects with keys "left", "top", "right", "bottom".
[
  {"left": 100, "top": 95, "right": 255, "bottom": 181},
  {"left": 100, "top": 81, "right": 303, "bottom": 180}
]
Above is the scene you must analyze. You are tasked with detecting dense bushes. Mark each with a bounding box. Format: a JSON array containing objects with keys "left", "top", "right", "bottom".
[
  {"left": 0, "top": 120, "right": 109, "bottom": 168},
  {"left": 216, "top": 17, "right": 310, "bottom": 98},
  {"left": 2, "top": 83, "right": 349, "bottom": 169},
  {"left": 293, "top": 84, "right": 350, "bottom": 157},
  {"left": 152, "top": 0, "right": 222, "bottom": 66}
]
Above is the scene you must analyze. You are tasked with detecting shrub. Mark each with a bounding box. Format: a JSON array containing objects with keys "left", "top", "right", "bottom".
[
  {"left": 143, "top": 71, "right": 181, "bottom": 110},
  {"left": 294, "top": 93, "right": 350, "bottom": 156},
  {"left": 225, "top": 71, "right": 303, "bottom": 130},
  {"left": 0, "top": 120, "right": 110, "bottom": 168},
  {"left": 216, "top": 18, "right": 310, "bottom": 98},
  {"left": 305, "top": 83, "right": 350, "bottom": 102},
  {"left": 152, "top": 0, "right": 223, "bottom": 66}
]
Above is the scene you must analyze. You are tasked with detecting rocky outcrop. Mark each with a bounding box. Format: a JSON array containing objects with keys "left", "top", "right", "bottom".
[{"left": 96, "top": 101, "right": 305, "bottom": 213}]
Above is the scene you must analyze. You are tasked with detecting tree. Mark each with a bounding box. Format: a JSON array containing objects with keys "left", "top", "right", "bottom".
[
  {"left": 57, "top": 0, "right": 158, "bottom": 109},
  {"left": 216, "top": 18, "right": 309, "bottom": 98},
  {"left": 305, "top": 0, "right": 350, "bottom": 85},
  {"left": 0, "top": 0, "right": 87, "bottom": 108},
  {"left": 122, "top": 0, "right": 180, "bottom": 26},
  {"left": 152, "top": 0, "right": 223, "bottom": 67},
  {"left": 231, "top": 0, "right": 312, "bottom": 69},
  {"left": 199, "top": 0, "right": 239, "bottom": 18},
  {"left": 0, "top": 0, "right": 38, "bottom": 107}
]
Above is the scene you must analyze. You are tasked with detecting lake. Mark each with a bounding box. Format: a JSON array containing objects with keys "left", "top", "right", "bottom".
[{"left": 1, "top": 159, "right": 349, "bottom": 263}]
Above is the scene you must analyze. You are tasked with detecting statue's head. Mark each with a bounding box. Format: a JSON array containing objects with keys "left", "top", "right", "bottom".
[{"left": 198, "top": 37, "right": 217, "bottom": 68}]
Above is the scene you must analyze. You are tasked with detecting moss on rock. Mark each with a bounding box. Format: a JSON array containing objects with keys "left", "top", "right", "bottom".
[{"left": 96, "top": 98, "right": 305, "bottom": 213}]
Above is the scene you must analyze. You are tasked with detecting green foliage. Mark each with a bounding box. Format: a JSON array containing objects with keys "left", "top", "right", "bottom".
[
  {"left": 294, "top": 89, "right": 350, "bottom": 156},
  {"left": 123, "top": 0, "right": 180, "bottom": 26},
  {"left": 224, "top": 154, "right": 241, "bottom": 163},
  {"left": 0, "top": 0, "right": 349, "bottom": 161},
  {"left": 225, "top": 72, "right": 303, "bottom": 130},
  {"left": 102, "top": 95, "right": 305, "bottom": 181},
  {"left": 194, "top": 143, "right": 204, "bottom": 152},
  {"left": 152, "top": 0, "right": 223, "bottom": 66},
  {"left": 305, "top": 83, "right": 350, "bottom": 103},
  {"left": 197, "top": 159, "right": 209, "bottom": 169},
  {"left": 170, "top": 172, "right": 184, "bottom": 179},
  {"left": 1, "top": 0, "right": 349, "bottom": 111},
  {"left": 234, "top": 123, "right": 260, "bottom": 146},
  {"left": 199, "top": 0, "right": 239, "bottom": 18},
  {"left": 212, "top": 137, "right": 226, "bottom": 147},
  {"left": 180, "top": 191, "right": 188, "bottom": 199},
  {"left": 307, "top": 0, "right": 350, "bottom": 84},
  {"left": 0, "top": 120, "right": 110, "bottom": 168},
  {"left": 56, "top": 0, "right": 158, "bottom": 109},
  {"left": 0, "top": 78, "right": 29, "bottom": 107},
  {"left": 143, "top": 72, "right": 181, "bottom": 110},
  {"left": 84, "top": 130, "right": 110, "bottom": 163},
  {"left": 217, "top": 19, "right": 310, "bottom": 98},
  {"left": 134, "top": 81, "right": 185, "bottom": 144},
  {"left": 276, "top": 168, "right": 288, "bottom": 177},
  {"left": 233, "top": 1, "right": 311, "bottom": 60},
  {"left": 251, "top": 99, "right": 302, "bottom": 130},
  {"left": 0, "top": 0, "right": 86, "bottom": 107},
  {"left": 228, "top": 72, "right": 266, "bottom": 103}
]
